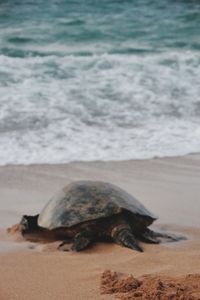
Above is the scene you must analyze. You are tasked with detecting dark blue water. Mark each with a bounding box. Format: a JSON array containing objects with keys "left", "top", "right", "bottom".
[{"left": 0, "top": 0, "right": 200, "bottom": 164}]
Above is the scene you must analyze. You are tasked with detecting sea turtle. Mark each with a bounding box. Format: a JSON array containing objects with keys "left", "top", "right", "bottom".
[{"left": 19, "top": 180, "right": 182, "bottom": 252}]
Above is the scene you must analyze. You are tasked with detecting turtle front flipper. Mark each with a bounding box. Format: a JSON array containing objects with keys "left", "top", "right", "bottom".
[
  {"left": 58, "top": 231, "right": 93, "bottom": 252},
  {"left": 71, "top": 232, "right": 93, "bottom": 251},
  {"left": 111, "top": 224, "right": 143, "bottom": 252}
]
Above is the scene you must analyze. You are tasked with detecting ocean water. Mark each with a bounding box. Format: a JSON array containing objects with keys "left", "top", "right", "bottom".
[{"left": 0, "top": 0, "right": 200, "bottom": 165}]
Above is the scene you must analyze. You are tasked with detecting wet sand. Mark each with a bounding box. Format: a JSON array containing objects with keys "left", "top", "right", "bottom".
[{"left": 0, "top": 154, "right": 200, "bottom": 299}]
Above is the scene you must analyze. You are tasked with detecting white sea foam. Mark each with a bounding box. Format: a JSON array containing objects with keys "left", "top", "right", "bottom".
[{"left": 0, "top": 50, "right": 200, "bottom": 165}]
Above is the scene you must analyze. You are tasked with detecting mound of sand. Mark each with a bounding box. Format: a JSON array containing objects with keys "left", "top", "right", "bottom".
[{"left": 101, "top": 270, "right": 200, "bottom": 299}]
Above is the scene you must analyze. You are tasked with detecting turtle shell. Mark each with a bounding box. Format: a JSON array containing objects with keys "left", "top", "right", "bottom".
[{"left": 38, "top": 181, "right": 157, "bottom": 229}]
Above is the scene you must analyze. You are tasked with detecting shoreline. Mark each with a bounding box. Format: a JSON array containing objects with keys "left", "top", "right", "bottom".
[
  {"left": 0, "top": 154, "right": 200, "bottom": 299},
  {"left": 1, "top": 151, "right": 200, "bottom": 168}
]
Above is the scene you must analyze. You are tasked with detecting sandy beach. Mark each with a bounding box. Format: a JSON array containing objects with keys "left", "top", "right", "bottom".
[{"left": 0, "top": 154, "right": 200, "bottom": 299}]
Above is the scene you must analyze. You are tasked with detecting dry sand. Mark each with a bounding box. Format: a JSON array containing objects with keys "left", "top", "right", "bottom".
[{"left": 0, "top": 154, "right": 200, "bottom": 299}]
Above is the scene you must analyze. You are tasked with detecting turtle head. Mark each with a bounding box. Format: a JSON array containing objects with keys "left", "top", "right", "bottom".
[{"left": 20, "top": 214, "right": 39, "bottom": 233}]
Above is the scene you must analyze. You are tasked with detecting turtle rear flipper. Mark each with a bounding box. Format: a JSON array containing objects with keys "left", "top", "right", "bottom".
[{"left": 142, "top": 229, "right": 186, "bottom": 243}]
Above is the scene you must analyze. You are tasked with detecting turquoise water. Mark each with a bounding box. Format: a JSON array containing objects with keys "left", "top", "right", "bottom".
[
  {"left": 0, "top": 0, "right": 200, "bottom": 164},
  {"left": 1, "top": 0, "right": 200, "bottom": 56}
]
